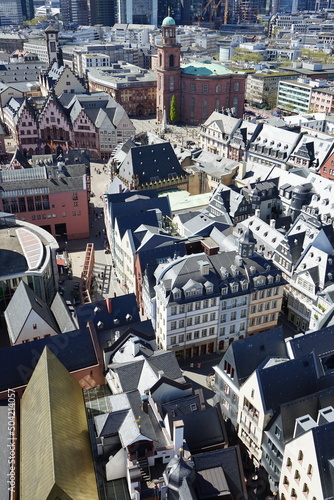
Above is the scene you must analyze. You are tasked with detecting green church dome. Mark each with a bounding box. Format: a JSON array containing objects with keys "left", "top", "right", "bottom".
[{"left": 162, "top": 16, "right": 176, "bottom": 26}]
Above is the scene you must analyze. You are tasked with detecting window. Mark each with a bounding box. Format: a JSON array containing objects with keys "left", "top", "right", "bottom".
[
  {"left": 170, "top": 336, "right": 176, "bottom": 344},
  {"left": 179, "top": 305, "right": 185, "bottom": 313},
  {"left": 231, "top": 311, "right": 236, "bottom": 320},
  {"left": 220, "top": 327, "right": 225, "bottom": 336},
  {"left": 195, "top": 301, "right": 201, "bottom": 310},
  {"left": 286, "top": 457, "right": 292, "bottom": 469},
  {"left": 171, "top": 306, "right": 177, "bottom": 315},
  {"left": 179, "top": 320, "right": 184, "bottom": 328},
  {"left": 294, "top": 470, "right": 300, "bottom": 482},
  {"left": 274, "top": 425, "right": 281, "bottom": 439},
  {"left": 169, "top": 54, "right": 174, "bottom": 67},
  {"left": 195, "top": 316, "right": 200, "bottom": 324},
  {"left": 210, "top": 312, "right": 216, "bottom": 321},
  {"left": 298, "top": 450, "right": 303, "bottom": 462},
  {"left": 187, "top": 317, "right": 192, "bottom": 326},
  {"left": 230, "top": 325, "right": 235, "bottom": 334},
  {"left": 186, "top": 332, "right": 192, "bottom": 341},
  {"left": 216, "top": 84, "right": 221, "bottom": 93},
  {"left": 234, "top": 82, "right": 239, "bottom": 92},
  {"left": 202, "top": 314, "right": 208, "bottom": 322},
  {"left": 170, "top": 76, "right": 174, "bottom": 91},
  {"left": 211, "top": 298, "right": 216, "bottom": 306},
  {"left": 302, "top": 483, "right": 309, "bottom": 495},
  {"left": 187, "top": 303, "right": 193, "bottom": 312},
  {"left": 194, "top": 330, "right": 200, "bottom": 339},
  {"left": 179, "top": 334, "right": 184, "bottom": 343},
  {"left": 202, "top": 329, "right": 207, "bottom": 337},
  {"left": 203, "top": 299, "right": 209, "bottom": 308},
  {"left": 203, "top": 84, "right": 208, "bottom": 93},
  {"left": 307, "top": 464, "right": 312, "bottom": 477},
  {"left": 171, "top": 321, "right": 176, "bottom": 330},
  {"left": 209, "top": 327, "right": 215, "bottom": 335},
  {"left": 32, "top": 324, "right": 37, "bottom": 329}
]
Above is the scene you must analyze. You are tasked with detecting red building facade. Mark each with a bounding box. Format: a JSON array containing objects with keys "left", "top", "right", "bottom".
[{"left": 156, "top": 16, "right": 246, "bottom": 126}]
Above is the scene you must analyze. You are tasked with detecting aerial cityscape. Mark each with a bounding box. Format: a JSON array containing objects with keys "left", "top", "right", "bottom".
[{"left": 1, "top": 1, "right": 334, "bottom": 499}]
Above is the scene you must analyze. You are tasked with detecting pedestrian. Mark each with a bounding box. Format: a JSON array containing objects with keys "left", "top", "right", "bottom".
[
  {"left": 101, "top": 272, "right": 104, "bottom": 279},
  {"left": 197, "top": 363, "right": 201, "bottom": 369},
  {"left": 98, "top": 273, "right": 100, "bottom": 279},
  {"left": 99, "top": 284, "right": 102, "bottom": 290}
]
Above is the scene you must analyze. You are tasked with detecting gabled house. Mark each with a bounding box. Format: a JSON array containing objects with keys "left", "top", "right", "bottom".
[
  {"left": 214, "top": 326, "right": 287, "bottom": 433},
  {"left": 279, "top": 410, "right": 334, "bottom": 499},
  {"left": 4, "top": 281, "right": 77, "bottom": 345},
  {"left": 3, "top": 97, "right": 39, "bottom": 156},
  {"left": 208, "top": 183, "right": 253, "bottom": 224},
  {"left": 38, "top": 92, "right": 73, "bottom": 155},
  {"left": 199, "top": 111, "right": 242, "bottom": 157}
]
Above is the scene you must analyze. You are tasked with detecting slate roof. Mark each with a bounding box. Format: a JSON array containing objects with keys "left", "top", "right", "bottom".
[
  {"left": 5, "top": 281, "right": 59, "bottom": 343},
  {"left": 117, "top": 142, "right": 185, "bottom": 185},
  {"left": 217, "top": 326, "right": 287, "bottom": 388},
  {"left": 257, "top": 353, "right": 319, "bottom": 414},
  {"left": 0, "top": 327, "right": 98, "bottom": 392},
  {"left": 76, "top": 294, "right": 140, "bottom": 333},
  {"left": 273, "top": 385, "right": 334, "bottom": 444},
  {"left": 106, "top": 190, "right": 170, "bottom": 229},
  {"left": 109, "top": 350, "right": 183, "bottom": 392},
  {"left": 9, "top": 148, "right": 31, "bottom": 168},
  {"left": 50, "top": 292, "right": 78, "bottom": 333},
  {"left": 193, "top": 447, "right": 246, "bottom": 499},
  {"left": 97, "top": 390, "right": 169, "bottom": 449},
  {"left": 313, "top": 421, "right": 334, "bottom": 498}
]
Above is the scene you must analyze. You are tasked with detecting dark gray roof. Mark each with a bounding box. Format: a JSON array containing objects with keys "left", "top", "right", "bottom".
[
  {"left": 0, "top": 162, "right": 87, "bottom": 194},
  {"left": 276, "top": 385, "right": 334, "bottom": 443},
  {"left": 76, "top": 294, "right": 140, "bottom": 333},
  {"left": 258, "top": 353, "right": 319, "bottom": 414},
  {"left": 193, "top": 446, "right": 246, "bottom": 499},
  {"left": 50, "top": 292, "right": 77, "bottom": 333},
  {"left": 5, "top": 281, "right": 59, "bottom": 343},
  {"left": 181, "top": 407, "right": 227, "bottom": 454},
  {"left": 118, "top": 142, "right": 185, "bottom": 185},
  {"left": 0, "top": 327, "right": 98, "bottom": 392},
  {"left": 110, "top": 350, "right": 183, "bottom": 392},
  {"left": 218, "top": 326, "right": 287, "bottom": 388},
  {"left": 313, "top": 422, "right": 334, "bottom": 498}
]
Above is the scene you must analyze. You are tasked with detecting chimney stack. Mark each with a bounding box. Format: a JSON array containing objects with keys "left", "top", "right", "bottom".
[{"left": 106, "top": 297, "right": 112, "bottom": 314}]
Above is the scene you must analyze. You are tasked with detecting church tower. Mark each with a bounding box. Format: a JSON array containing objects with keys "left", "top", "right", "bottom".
[
  {"left": 156, "top": 16, "right": 181, "bottom": 124},
  {"left": 45, "top": 25, "right": 63, "bottom": 67}
]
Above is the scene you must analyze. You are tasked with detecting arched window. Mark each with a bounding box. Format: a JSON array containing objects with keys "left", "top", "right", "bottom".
[
  {"left": 216, "top": 84, "right": 221, "bottom": 93},
  {"left": 159, "top": 53, "right": 162, "bottom": 67},
  {"left": 169, "top": 54, "right": 174, "bottom": 67},
  {"left": 170, "top": 76, "right": 174, "bottom": 91},
  {"left": 182, "top": 81, "right": 186, "bottom": 91},
  {"left": 191, "top": 83, "right": 195, "bottom": 93},
  {"left": 202, "top": 99, "right": 207, "bottom": 119},
  {"left": 234, "top": 82, "right": 239, "bottom": 92},
  {"left": 203, "top": 84, "right": 208, "bottom": 93},
  {"left": 190, "top": 98, "right": 195, "bottom": 118},
  {"left": 215, "top": 98, "right": 220, "bottom": 109},
  {"left": 233, "top": 97, "right": 238, "bottom": 107}
]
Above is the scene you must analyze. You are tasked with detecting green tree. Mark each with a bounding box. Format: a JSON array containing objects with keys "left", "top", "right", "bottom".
[{"left": 170, "top": 95, "right": 178, "bottom": 124}]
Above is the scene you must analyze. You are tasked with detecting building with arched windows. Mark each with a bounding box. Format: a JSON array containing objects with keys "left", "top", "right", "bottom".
[{"left": 156, "top": 16, "right": 246, "bottom": 125}]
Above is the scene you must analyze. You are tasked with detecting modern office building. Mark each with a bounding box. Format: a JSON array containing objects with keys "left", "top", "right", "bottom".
[
  {"left": 59, "top": 0, "right": 89, "bottom": 26},
  {"left": 89, "top": 0, "right": 116, "bottom": 26},
  {"left": 0, "top": 1, "right": 23, "bottom": 26},
  {"left": 116, "top": 0, "right": 158, "bottom": 25}
]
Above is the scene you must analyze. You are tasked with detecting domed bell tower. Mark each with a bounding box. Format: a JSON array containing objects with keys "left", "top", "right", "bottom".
[{"left": 156, "top": 17, "right": 181, "bottom": 123}]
